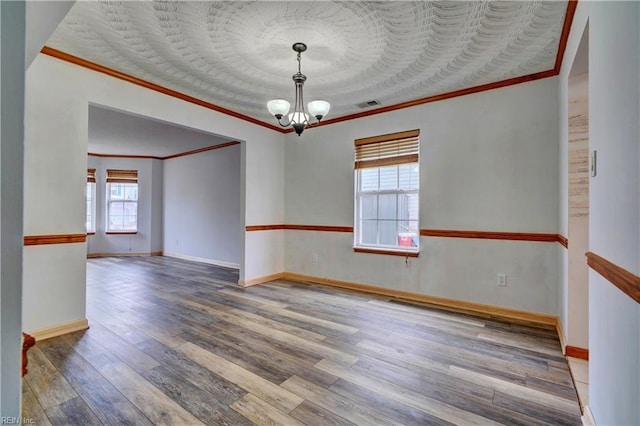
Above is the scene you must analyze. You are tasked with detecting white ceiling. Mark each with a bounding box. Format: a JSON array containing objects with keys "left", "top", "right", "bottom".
[
  {"left": 88, "top": 105, "right": 232, "bottom": 157},
  {"left": 49, "top": 1, "right": 569, "bottom": 127}
]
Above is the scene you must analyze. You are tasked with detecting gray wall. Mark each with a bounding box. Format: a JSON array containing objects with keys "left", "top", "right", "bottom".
[
  {"left": 284, "top": 77, "right": 560, "bottom": 315},
  {"left": 0, "top": 1, "right": 24, "bottom": 417},
  {"left": 163, "top": 145, "right": 241, "bottom": 267},
  {"left": 86, "top": 156, "right": 163, "bottom": 256}
]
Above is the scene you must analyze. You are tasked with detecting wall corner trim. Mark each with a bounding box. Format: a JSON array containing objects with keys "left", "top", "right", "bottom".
[
  {"left": 28, "top": 318, "right": 89, "bottom": 342},
  {"left": 581, "top": 405, "right": 597, "bottom": 426},
  {"left": 556, "top": 318, "right": 568, "bottom": 353},
  {"left": 566, "top": 345, "right": 589, "bottom": 360},
  {"left": 238, "top": 272, "right": 284, "bottom": 287}
]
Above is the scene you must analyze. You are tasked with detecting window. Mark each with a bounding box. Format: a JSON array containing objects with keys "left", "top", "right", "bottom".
[
  {"left": 354, "top": 129, "right": 420, "bottom": 254},
  {"left": 86, "top": 168, "right": 96, "bottom": 233},
  {"left": 106, "top": 169, "right": 138, "bottom": 233}
]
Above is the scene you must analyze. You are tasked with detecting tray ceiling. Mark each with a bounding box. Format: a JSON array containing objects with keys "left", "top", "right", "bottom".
[{"left": 47, "top": 1, "right": 569, "bottom": 126}]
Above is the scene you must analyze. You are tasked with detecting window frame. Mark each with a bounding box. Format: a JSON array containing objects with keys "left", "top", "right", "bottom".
[
  {"left": 105, "top": 169, "right": 139, "bottom": 234},
  {"left": 353, "top": 130, "right": 420, "bottom": 256},
  {"left": 86, "top": 180, "right": 96, "bottom": 234}
]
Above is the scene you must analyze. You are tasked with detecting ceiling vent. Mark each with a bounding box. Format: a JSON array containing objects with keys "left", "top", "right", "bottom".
[{"left": 357, "top": 99, "right": 381, "bottom": 109}]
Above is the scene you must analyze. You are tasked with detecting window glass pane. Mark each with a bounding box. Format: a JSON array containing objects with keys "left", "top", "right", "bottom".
[
  {"left": 378, "top": 194, "right": 397, "bottom": 220},
  {"left": 360, "top": 195, "right": 377, "bottom": 220},
  {"left": 107, "top": 183, "right": 138, "bottom": 231},
  {"left": 86, "top": 182, "right": 95, "bottom": 232},
  {"left": 360, "top": 220, "right": 377, "bottom": 245},
  {"left": 379, "top": 220, "right": 397, "bottom": 245},
  {"left": 399, "top": 163, "right": 419, "bottom": 190},
  {"left": 399, "top": 221, "right": 419, "bottom": 247},
  {"left": 360, "top": 168, "right": 379, "bottom": 191},
  {"left": 379, "top": 165, "right": 398, "bottom": 190}
]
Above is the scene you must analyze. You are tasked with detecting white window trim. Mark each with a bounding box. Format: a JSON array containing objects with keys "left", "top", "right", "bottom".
[
  {"left": 106, "top": 182, "right": 139, "bottom": 233},
  {"left": 86, "top": 181, "right": 96, "bottom": 233},
  {"left": 354, "top": 164, "right": 420, "bottom": 253}
]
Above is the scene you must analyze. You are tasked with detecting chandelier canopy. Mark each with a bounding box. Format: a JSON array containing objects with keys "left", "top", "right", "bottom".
[{"left": 267, "top": 43, "right": 330, "bottom": 136}]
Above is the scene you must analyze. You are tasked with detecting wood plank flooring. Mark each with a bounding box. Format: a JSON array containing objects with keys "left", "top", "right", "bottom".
[{"left": 23, "top": 256, "right": 582, "bottom": 425}]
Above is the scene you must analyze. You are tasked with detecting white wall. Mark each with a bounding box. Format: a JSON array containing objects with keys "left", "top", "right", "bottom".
[
  {"left": 0, "top": 1, "right": 25, "bottom": 417},
  {"left": 560, "top": 2, "right": 640, "bottom": 424},
  {"left": 86, "top": 156, "right": 162, "bottom": 256},
  {"left": 163, "top": 144, "right": 241, "bottom": 267},
  {"left": 285, "top": 78, "right": 560, "bottom": 315},
  {"left": 23, "top": 53, "right": 284, "bottom": 332}
]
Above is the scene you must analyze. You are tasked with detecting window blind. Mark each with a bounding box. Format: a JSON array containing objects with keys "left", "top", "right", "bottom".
[
  {"left": 106, "top": 169, "right": 138, "bottom": 183},
  {"left": 354, "top": 129, "right": 419, "bottom": 169},
  {"left": 87, "top": 168, "right": 96, "bottom": 183}
]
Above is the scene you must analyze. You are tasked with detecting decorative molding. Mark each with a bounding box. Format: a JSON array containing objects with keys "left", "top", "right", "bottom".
[
  {"left": 23, "top": 233, "right": 86, "bottom": 246},
  {"left": 353, "top": 247, "right": 419, "bottom": 258},
  {"left": 284, "top": 224, "right": 353, "bottom": 232},
  {"left": 566, "top": 345, "right": 589, "bottom": 361},
  {"left": 586, "top": 251, "right": 640, "bottom": 304},
  {"left": 306, "top": 70, "right": 557, "bottom": 132},
  {"left": 245, "top": 225, "right": 567, "bottom": 247},
  {"left": 162, "top": 252, "right": 239, "bottom": 269},
  {"left": 556, "top": 319, "right": 567, "bottom": 353},
  {"left": 245, "top": 224, "right": 353, "bottom": 233},
  {"left": 162, "top": 141, "right": 240, "bottom": 160},
  {"left": 281, "top": 272, "right": 557, "bottom": 325},
  {"left": 22, "top": 333, "right": 35, "bottom": 377},
  {"left": 42, "top": 1, "right": 575, "bottom": 135},
  {"left": 239, "top": 272, "right": 284, "bottom": 288},
  {"left": 420, "top": 229, "right": 560, "bottom": 243},
  {"left": 28, "top": 319, "right": 89, "bottom": 342},
  {"left": 558, "top": 235, "right": 569, "bottom": 248},
  {"left": 87, "top": 252, "right": 162, "bottom": 258},
  {"left": 88, "top": 152, "right": 163, "bottom": 160},
  {"left": 555, "top": 0, "right": 579, "bottom": 74},
  {"left": 41, "top": 46, "right": 286, "bottom": 134},
  {"left": 245, "top": 224, "right": 285, "bottom": 231}
]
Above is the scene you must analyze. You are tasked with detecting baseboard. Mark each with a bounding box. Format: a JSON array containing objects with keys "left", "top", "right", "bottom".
[
  {"left": 28, "top": 318, "right": 89, "bottom": 341},
  {"left": 281, "top": 272, "right": 557, "bottom": 326},
  {"left": 162, "top": 252, "right": 239, "bottom": 269},
  {"left": 556, "top": 318, "right": 568, "bottom": 354},
  {"left": 566, "top": 345, "right": 589, "bottom": 360},
  {"left": 582, "top": 405, "right": 596, "bottom": 426},
  {"left": 239, "top": 272, "right": 285, "bottom": 287},
  {"left": 87, "top": 252, "right": 162, "bottom": 258}
]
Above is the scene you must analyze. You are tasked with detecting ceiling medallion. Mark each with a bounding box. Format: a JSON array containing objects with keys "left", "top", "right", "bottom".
[{"left": 267, "top": 43, "right": 330, "bottom": 136}]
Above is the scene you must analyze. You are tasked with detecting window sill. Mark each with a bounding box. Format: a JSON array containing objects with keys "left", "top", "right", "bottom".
[
  {"left": 105, "top": 231, "right": 138, "bottom": 235},
  {"left": 353, "top": 247, "right": 419, "bottom": 257},
  {"left": 86, "top": 232, "right": 96, "bottom": 235}
]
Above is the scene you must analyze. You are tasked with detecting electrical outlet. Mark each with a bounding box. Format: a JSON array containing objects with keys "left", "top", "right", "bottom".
[
  {"left": 497, "top": 273, "right": 507, "bottom": 287},
  {"left": 312, "top": 253, "right": 318, "bottom": 264}
]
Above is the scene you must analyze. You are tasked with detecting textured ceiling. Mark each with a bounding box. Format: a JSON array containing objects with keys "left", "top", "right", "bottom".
[{"left": 48, "top": 1, "right": 569, "bottom": 126}]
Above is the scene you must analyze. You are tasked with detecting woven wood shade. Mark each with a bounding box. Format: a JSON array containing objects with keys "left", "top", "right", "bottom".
[
  {"left": 106, "top": 169, "right": 138, "bottom": 183},
  {"left": 87, "top": 168, "right": 96, "bottom": 183},
  {"left": 354, "top": 129, "right": 419, "bottom": 169}
]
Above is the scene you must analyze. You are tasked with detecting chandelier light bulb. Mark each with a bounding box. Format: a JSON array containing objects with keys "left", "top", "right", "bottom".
[{"left": 288, "top": 111, "right": 309, "bottom": 124}]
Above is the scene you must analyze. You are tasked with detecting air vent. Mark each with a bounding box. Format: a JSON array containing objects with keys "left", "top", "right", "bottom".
[{"left": 357, "top": 99, "right": 382, "bottom": 109}]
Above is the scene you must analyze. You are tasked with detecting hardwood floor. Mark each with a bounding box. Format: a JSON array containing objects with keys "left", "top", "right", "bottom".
[{"left": 23, "top": 256, "right": 582, "bottom": 425}]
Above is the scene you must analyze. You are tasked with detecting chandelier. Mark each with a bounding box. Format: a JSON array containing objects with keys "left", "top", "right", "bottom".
[{"left": 267, "top": 43, "right": 330, "bottom": 136}]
